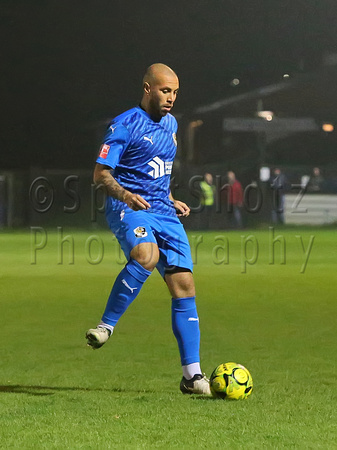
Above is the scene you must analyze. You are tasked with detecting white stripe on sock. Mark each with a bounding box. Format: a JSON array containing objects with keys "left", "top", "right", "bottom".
[
  {"left": 99, "top": 322, "right": 114, "bottom": 334},
  {"left": 182, "top": 362, "right": 202, "bottom": 380}
]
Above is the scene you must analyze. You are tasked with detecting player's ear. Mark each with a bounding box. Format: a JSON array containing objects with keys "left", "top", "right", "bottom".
[{"left": 144, "top": 82, "right": 151, "bottom": 95}]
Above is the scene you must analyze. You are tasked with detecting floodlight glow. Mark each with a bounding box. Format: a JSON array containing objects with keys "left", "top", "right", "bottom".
[
  {"left": 322, "top": 123, "right": 334, "bottom": 132},
  {"left": 230, "top": 78, "right": 240, "bottom": 86},
  {"left": 260, "top": 167, "right": 270, "bottom": 182},
  {"left": 257, "top": 110, "right": 274, "bottom": 121}
]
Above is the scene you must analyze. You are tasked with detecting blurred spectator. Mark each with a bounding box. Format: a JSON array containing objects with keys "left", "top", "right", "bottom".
[
  {"left": 307, "top": 167, "right": 324, "bottom": 193},
  {"left": 227, "top": 171, "right": 243, "bottom": 228},
  {"left": 199, "top": 172, "right": 215, "bottom": 229},
  {"left": 200, "top": 173, "right": 215, "bottom": 209},
  {"left": 270, "top": 168, "right": 287, "bottom": 224}
]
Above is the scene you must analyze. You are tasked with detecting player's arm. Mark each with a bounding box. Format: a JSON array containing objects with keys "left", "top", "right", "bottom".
[
  {"left": 169, "top": 192, "right": 190, "bottom": 217},
  {"left": 94, "top": 163, "right": 150, "bottom": 211}
]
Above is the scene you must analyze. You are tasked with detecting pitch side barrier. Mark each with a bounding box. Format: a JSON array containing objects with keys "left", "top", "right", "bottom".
[{"left": 284, "top": 194, "right": 337, "bottom": 225}]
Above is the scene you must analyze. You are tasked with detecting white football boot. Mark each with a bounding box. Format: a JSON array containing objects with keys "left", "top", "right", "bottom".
[
  {"left": 86, "top": 326, "right": 111, "bottom": 349},
  {"left": 180, "top": 374, "right": 211, "bottom": 395}
]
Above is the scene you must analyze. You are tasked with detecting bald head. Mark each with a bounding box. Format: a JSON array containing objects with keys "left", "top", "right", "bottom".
[
  {"left": 141, "top": 63, "right": 179, "bottom": 121},
  {"left": 143, "top": 63, "right": 178, "bottom": 86},
  {"left": 227, "top": 171, "right": 236, "bottom": 183}
]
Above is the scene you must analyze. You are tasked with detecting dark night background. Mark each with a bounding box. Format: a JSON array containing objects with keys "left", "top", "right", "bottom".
[{"left": 1, "top": 0, "right": 337, "bottom": 171}]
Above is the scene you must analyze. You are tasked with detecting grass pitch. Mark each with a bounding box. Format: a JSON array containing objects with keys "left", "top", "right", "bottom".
[{"left": 0, "top": 227, "right": 336, "bottom": 448}]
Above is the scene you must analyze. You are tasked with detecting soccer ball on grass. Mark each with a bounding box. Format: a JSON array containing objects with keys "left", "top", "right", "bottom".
[{"left": 210, "top": 362, "right": 253, "bottom": 400}]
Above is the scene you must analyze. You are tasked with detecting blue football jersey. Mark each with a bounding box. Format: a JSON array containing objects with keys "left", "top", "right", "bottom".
[{"left": 96, "top": 106, "right": 178, "bottom": 217}]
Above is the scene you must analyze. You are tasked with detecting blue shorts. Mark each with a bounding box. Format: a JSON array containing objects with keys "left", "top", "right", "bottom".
[{"left": 106, "top": 209, "right": 193, "bottom": 278}]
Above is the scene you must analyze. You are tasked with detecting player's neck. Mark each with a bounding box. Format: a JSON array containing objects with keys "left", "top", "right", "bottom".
[{"left": 139, "top": 101, "right": 162, "bottom": 123}]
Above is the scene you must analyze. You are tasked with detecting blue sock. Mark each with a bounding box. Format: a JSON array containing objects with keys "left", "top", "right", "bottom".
[
  {"left": 171, "top": 296, "right": 200, "bottom": 366},
  {"left": 101, "top": 259, "right": 151, "bottom": 327}
]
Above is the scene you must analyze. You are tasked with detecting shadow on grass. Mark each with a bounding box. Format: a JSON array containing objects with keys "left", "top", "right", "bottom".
[{"left": 0, "top": 385, "right": 153, "bottom": 396}]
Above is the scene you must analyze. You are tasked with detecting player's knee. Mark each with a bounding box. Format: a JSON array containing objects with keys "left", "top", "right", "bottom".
[
  {"left": 178, "top": 278, "right": 195, "bottom": 297},
  {"left": 130, "top": 242, "right": 159, "bottom": 271},
  {"left": 165, "top": 269, "right": 196, "bottom": 298},
  {"left": 125, "top": 258, "right": 152, "bottom": 283}
]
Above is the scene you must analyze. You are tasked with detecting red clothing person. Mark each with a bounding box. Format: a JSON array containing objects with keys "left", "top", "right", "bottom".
[
  {"left": 228, "top": 179, "right": 243, "bottom": 207},
  {"left": 227, "top": 171, "right": 243, "bottom": 228}
]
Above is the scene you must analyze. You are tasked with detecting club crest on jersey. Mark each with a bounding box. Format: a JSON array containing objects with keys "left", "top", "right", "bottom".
[
  {"left": 99, "top": 144, "right": 110, "bottom": 159},
  {"left": 148, "top": 156, "right": 173, "bottom": 179},
  {"left": 133, "top": 226, "right": 148, "bottom": 238},
  {"left": 172, "top": 133, "right": 177, "bottom": 146}
]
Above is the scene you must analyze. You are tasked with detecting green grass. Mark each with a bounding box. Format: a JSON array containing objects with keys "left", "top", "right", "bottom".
[{"left": 0, "top": 227, "right": 336, "bottom": 448}]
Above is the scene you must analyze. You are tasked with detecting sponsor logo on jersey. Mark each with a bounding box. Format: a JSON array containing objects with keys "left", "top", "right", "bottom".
[
  {"left": 110, "top": 125, "right": 117, "bottom": 133},
  {"left": 99, "top": 144, "right": 110, "bottom": 159},
  {"left": 143, "top": 136, "right": 154, "bottom": 145},
  {"left": 148, "top": 157, "right": 173, "bottom": 179},
  {"left": 133, "top": 226, "right": 148, "bottom": 238},
  {"left": 172, "top": 133, "right": 177, "bottom": 146}
]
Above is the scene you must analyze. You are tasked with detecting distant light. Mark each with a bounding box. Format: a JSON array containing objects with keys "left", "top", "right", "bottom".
[
  {"left": 322, "top": 123, "right": 334, "bottom": 132},
  {"left": 257, "top": 110, "right": 274, "bottom": 121},
  {"left": 230, "top": 78, "right": 240, "bottom": 86},
  {"left": 301, "top": 175, "right": 310, "bottom": 189},
  {"left": 260, "top": 167, "right": 270, "bottom": 182},
  {"left": 283, "top": 73, "right": 290, "bottom": 79},
  {"left": 189, "top": 119, "right": 203, "bottom": 129}
]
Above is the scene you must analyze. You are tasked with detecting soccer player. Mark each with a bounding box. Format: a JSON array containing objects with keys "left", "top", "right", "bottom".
[{"left": 86, "top": 63, "right": 210, "bottom": 395}]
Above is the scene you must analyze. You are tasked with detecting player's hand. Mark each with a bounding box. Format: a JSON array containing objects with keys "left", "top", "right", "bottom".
[
  {"left": 173, "top": 200, "right": 190, "bottom": 217},
  {"left": 123, "top": 191, "right": 151, "bottom": 211}
]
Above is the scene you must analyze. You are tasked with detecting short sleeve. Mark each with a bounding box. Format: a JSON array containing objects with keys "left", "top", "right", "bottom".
[{"left": 96, "top": 123, "right": 131, "bottom": 169}]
